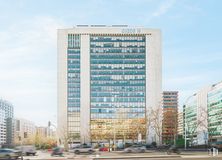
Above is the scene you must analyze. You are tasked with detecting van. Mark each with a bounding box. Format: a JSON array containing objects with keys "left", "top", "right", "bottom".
[{"left": 15, "top": 145, "right": 36, "bottom": 156}]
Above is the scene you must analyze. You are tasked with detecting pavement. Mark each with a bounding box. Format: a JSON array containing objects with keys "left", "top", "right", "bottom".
[{"left": 20, "top": 150, "right": 222, "bottom": 160}]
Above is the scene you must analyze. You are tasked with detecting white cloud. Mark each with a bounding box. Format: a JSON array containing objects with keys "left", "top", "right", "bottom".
[{"left": 152, "top": 0, "right": 176, "bottom": 17}]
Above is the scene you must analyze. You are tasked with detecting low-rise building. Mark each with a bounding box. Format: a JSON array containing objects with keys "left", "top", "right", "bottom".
[
  {"left": 15, "top": 118, "right": 36, "bottom": 144},
  {"left": 184, "top": 86, "right": 210, "bottom": 146},
  {"left": 183, "top": 82, "right": 222, "bottom": 146}
]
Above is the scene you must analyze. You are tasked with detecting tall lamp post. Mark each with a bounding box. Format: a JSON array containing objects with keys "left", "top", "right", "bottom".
[{"left": 48, "top": 121, "right": 59, "bottom": 146}]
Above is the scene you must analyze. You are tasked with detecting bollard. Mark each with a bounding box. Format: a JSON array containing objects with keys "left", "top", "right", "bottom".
[
  {"left": 208, "top": 148, "right": 211, "bottom": 156},
  {"left": 213, "top": 148, "right": 216, "bottom": 157},
  {"left": 212, "top": 147, "right": 218, "bottom": 157}
]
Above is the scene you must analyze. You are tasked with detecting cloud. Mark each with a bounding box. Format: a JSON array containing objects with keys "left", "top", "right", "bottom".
[{"left": 152, "top": 0, "right": 176, "bottom": 17}]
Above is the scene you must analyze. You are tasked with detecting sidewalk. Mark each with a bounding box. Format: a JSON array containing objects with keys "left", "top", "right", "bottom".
[{"left": 23, "top": 150, "right": 222, "bottom": 160}]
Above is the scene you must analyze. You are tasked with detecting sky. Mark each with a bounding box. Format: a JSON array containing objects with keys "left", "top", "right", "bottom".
[{"left": 0, "top": 0, "right": 222, "bottom": 126}]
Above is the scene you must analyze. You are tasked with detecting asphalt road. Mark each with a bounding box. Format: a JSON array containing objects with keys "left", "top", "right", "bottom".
[
  {"left": 20, "top": 150, "right": 222, "bottom": 160},
  {"left": 101, "top": 158, "right": 221, "bottom": 160}
]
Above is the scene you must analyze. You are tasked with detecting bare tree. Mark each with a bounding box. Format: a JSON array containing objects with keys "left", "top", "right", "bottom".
[
  {"left": 150, "top": 107, "right": 162, "bottom": 144},
  {"left": 58, "top": 125, "right": 80, "bottom": 151}
]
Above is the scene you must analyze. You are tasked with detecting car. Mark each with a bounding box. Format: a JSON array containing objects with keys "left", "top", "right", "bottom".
[
  {"left": 124, "top": 145, "right": 146, "bottom": 153},
  {"left": 99, "top": 147, "right": 109, "bottom": 151},
  {"left": 70, "top": 144, "right": 95, "bottom": 154},
  {"left": 51, "top": 147, "right": 64, "bottom": 156},
  {"left": 0, "top": 148, "right": 21, "bottom": 160},
  {"left": 15, "top": 145, "right": 36, "bottom": 156},
  {"left": 166, "top": 145, "right": 180, "bottom": 155}
]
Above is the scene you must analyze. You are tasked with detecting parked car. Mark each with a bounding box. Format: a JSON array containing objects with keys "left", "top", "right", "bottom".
[
  {"left": 15, "top": 145, "right": 36, "bottom": 156},
  {"left": 70, "top": 144, "right": 95, "bottom": 154},
  {"left": 99, "top": 147, "right": 109, "bottom": 151},
  {"left": 51, "top": 147, "right": 64, "bottom": 156},
  {"left": 166, "top": 145, "right": 181, "bottom": 155},
  {"left": 0, "top": 148, "right": 21, "bottom": 160},
  {"left": 124, "top": 145, "right": 146, "bottom": 153}
]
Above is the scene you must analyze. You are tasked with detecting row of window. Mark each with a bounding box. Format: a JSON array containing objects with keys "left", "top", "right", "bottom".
[
  {"left": 91, "top": 92, "right": 145, "bottom": 97},
  {"left": 91, "top": 113, "right": 145, "bottom": 119},
  {"left": 91, "top": 60, "right": 145, "bottom": 64},
  {"left": 91, "top": 97, "right": 145, "bottom": 103},
  {"left": 91, "top": 71, "right": 145, "bottom": 75},
  {"left": 90, "top": 36, "right": 145, "bottom": 42},
  {"left": 91, "top": 48, "right": 145, "bottom": 53},
  {"left": 90, "top": 54, "right": 145, "bottom": 59},
  {"left": 91, "top": 86, "right": 145, "bottom": 92}
]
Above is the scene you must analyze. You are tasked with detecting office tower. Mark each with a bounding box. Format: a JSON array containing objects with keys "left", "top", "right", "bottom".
[
  {"left": 162, "top": 91, "right": 178, "bottom": 144},
  {"left": 58, "top": 25, "right": 162, "bottom": 145}
]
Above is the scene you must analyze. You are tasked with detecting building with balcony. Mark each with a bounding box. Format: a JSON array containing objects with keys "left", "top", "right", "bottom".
[
  {"left": 57, "top": 25, "right": 162, "bottom": 145},
  {"left": 162, "top": 91, "right": 178, "bottom": 144},
  {"left": 0, "top": 99, "right": 14, "bottom": 145},
  {"left": 15, "top": 118, "right": 36, "bottom": 144}
]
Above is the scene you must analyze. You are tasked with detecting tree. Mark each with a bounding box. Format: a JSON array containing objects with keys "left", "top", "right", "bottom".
[
  {"left": 150, "top": 107, "right": 162, "bottom": 145},
  {"left": 58, "top": 125, "right": 80, "bottom": 151}
]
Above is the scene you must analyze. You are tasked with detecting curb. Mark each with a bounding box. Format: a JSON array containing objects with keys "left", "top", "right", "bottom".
[{"left": 91, "top": 155, "right": 181, "bottom": 159}]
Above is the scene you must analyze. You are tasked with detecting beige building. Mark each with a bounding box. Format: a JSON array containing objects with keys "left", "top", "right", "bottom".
[
  {"left": 36, "top": 127, "right": 54, "bottom": 138},
  {"left": 15, "top": 118, "right": 36, "bottom": 144},
  {"left": 58, "top": 25, "right": 162, "bottom": 145},
  {"left": 177, "top": 112, "right": 183, "bottom": 136}
]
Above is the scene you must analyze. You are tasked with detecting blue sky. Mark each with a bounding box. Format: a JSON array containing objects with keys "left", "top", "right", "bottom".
[{"left": 0, "top": 0, "right": 221, "bottom": 126}]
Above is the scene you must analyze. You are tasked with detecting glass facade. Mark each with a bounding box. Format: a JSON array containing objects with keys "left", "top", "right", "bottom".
[
  {"left": 184, "top": 96, "right": 198, "bottom": 144},
  {"left": 208, "top": 88, "right": 222, "bottom": 139},
  {"left": 67, "top": 34, "right": 81, "bottom": 139},
  {"left": 90, "top": 35, "right": 146, "bottom": 141}
]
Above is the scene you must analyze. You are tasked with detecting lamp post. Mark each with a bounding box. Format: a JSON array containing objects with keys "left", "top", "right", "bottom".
[{"left": 48, "top": 121, "right": 59, "bottom": 146}]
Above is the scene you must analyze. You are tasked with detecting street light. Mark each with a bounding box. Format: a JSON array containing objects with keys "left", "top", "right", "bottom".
[{"left": 48, "top": 121, "right": 59, "bottom": 145}]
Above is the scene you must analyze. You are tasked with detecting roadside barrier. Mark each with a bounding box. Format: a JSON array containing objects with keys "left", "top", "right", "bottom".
[{"left": 208, "top": 147, "right": 218, "bottom": 156}]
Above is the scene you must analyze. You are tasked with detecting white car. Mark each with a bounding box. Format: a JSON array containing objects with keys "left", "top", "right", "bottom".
[
  {"left": 69, "top": 144, "right": 95, "bottom": 154},
  {"left": 0, "top": 148, "right": 21, "bottom": 159},
  {"left": 15, "top": 145, "right": 36, "bottom": 156},
  {"left": 124, "top": 145, "right": 146, "bottom": 153}
]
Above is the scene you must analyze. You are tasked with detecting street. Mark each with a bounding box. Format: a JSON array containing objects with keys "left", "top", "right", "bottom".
[{"left": 20, "top": 150, "right": 222, "bottom": 160}]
